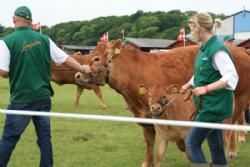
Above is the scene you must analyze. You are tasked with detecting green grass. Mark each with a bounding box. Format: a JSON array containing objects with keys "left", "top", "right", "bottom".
[{"left": 0, "top": 78, "right": 249, "bottom": 167}]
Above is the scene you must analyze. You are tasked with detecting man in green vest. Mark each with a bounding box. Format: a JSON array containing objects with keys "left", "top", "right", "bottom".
[
  {"left": 181, "top": 13, "right": 238, "bottom": 167},
  {"left": 0, "top": 6, "right": 91, "bottom": 167}
]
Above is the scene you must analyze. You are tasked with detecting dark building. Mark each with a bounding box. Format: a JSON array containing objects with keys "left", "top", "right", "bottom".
[
  {"left": 60, "top": 45, "right": 96, "bottom": 55},
  {"left": 124, "top": 37, "right": 174, "bottom": 52},
  {"left": 166, "top": 37, "right": 198, "bottom": 49}
]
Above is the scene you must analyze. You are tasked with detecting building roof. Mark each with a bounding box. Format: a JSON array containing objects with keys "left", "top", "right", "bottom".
[
  {"left": 234, "top": 39, "right": 247, "bottom": 46},
  {"left": 230, "top": 9, "right": 250, "bottom": 17},
  {"left": 61, "top": 45, "right": 96, "bottom": 50},
  {"left": 124, "top": 37, "right": 175, "bottom": 48},
  {"left": 166, "top": 37, "right": 198, "bottom": 49},
  {"left": 235, "top": 38, "right": 250, "bottom": 46},
  {"left": 185, "top": 35, "right": 199, "bottom": 43}
]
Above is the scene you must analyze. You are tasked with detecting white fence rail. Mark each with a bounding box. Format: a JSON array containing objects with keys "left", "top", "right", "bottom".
[{"left": 0, "top": 109, "right": 250, "bottom": 131}]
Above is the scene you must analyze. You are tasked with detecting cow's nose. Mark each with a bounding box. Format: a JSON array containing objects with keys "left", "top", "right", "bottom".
[
  {"left": 150, "top": 103, "right": 161, "bottom": 111},
  {"left": 75, "top": 72, "right": 81, "bottom": 79}
]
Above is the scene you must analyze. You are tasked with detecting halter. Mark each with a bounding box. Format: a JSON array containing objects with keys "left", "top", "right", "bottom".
[
  {"left": 89, "top": 50, "right": 118, "bottom": 84},
  {"left": 149, "top": 93, "right": 182, "bottom": 117},
  {"left": 89, "top": 61, "right": 110, "bottom": 84}
]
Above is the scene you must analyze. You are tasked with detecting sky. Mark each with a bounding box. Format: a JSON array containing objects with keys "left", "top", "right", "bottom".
[{"left": 1, "top": 0, "right": 250, "bottom": 27}]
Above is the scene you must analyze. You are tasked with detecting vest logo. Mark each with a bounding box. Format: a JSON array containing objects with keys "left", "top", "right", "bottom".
[
  {"left": 21, "top": 41, "right": 41, "bottom": 53},
  {"left": 202, "top": 57, "right": 208, "bottom": 61}
]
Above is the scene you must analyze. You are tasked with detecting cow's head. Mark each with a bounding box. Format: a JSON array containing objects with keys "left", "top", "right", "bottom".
[
  {"left": 75, "top": 39, "right": 122, "bottom": 86},
  {"left": 138, "top": 84, "right": 179, "bottom": 117}
]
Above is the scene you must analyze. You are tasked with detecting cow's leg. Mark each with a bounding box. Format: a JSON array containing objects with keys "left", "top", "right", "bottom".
[
  {"left": 176, "top": 139, "right": 186, "bottom": 152},
  {"left": 141, "top": 127, "right": 155, "bottom": 167},
  {"left": 228, "top": 110, "right": 247, "bottom": 159},
  {"left": 228, "top": 131, "right": 238, "bottom": 159},
  {"left": 75, "top": 86, "right": 84, "bottom": 107},
  {"left": 154, "top": 133, "right": 168, "bottom": 167},
  {"left": 227, "top": 99, "right": 241, "bottom": 159},
  {"left": 223, "top": 119, "right": 238, "bottom": 160},
  {"left": 92, "top": 85, "right": 107, "bottom": 109},
  {"left": 223, "top": 129, "right": 232, "bottom": 159},
  {"left": 227, "top": 111, "right": 241, "bottom": 159},
  {"left": 238, "top": 111, "right": 247, "bottom": 143}
]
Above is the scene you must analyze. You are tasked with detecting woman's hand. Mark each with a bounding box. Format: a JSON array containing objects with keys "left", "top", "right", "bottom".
[
  {"left": 192, "top": 86, "right": 207, "bottom": 96},
  {"left": 180, "top": 83, "right": 192, "bottom": 94}
]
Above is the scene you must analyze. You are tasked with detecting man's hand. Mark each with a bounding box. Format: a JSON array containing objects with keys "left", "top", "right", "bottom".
[{"left": 80, "top": 65, "right": 92, "bottom": 73}]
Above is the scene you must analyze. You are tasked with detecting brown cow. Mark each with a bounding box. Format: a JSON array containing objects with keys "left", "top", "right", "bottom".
[
  {"left": 138, "top": 84, "right": 194, "bottom": 167},
  {"left": 75, "top": 40, "right": 250, "bottom": 166},
  {"left": 51, "top": 54, "right": 107, "bottom": 108}
]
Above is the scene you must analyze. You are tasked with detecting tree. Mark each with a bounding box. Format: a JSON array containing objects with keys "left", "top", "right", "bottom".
[
  {"left": 0, "top": 27, "right": 14, "bottom": 38},
  {"left": 0, "top": 24, "right": 4, "bottom": 33},
  {"left": 0, "top": 10, "right": 228, "bottom": 44}
]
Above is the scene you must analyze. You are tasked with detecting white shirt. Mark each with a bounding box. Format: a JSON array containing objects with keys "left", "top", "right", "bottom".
[
  {"left": 0, "top": 38, "right": 68, "bottom": 72},
  {"left": 188, "top": 50, "right": 239, "bottom": 90}
]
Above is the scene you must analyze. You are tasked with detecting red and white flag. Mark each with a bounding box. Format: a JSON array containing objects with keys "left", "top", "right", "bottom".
[
  {"left": 32, "top": 22, "right": 41, "bottom": 30},
  {"left": 99, "top": 32, "right": 109, "bottom": 43},
  {"left": 177, "top": 27, "right": 185, "bottom": 41}
]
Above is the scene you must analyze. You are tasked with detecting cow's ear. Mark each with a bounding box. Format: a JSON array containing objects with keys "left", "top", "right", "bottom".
[
  {"left": 96, "top": 42, "right": 108, "bottom": 52},
  {"left": 108, "top": 39, "right": 122, "bottom": 58},
  {"left": 113, "top": 39, "right": 122, "bottom": 56},
  {"left": 114, "top": 48, "right": 121, "bottom": 55},
  {"left": 109, "top": 39, "right": 122, "bottom": 49},
  {"left": 97, "top": 42, "right": 106, "bottom": 46},
  {"left": 165, "top": 84, "right": 179, "bottom": 94},
  {"left": 114, "top": 39, "right": 122, "bottom": 48},
  {"left": 138, "top": 84, "right": 148, "bottom": 95}
]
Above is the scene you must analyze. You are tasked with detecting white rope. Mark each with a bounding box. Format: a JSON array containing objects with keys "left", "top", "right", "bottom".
[{"left": 0, "top": 109, "right": 249, "bottom": 131}]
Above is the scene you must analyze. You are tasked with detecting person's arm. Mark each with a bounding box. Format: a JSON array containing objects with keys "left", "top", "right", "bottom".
[
  {"left": 63, "top": 56, "right": 91, "bottom": 73},
  {"left": 49, "top": 39, "right": 91, "bottom": 73},
  {"left": 192, "top": 51, "right": 238, "bottom": 96},
  {"left": 0, "top": 40, "right": 10, "bottom": 78},
  {"left": 180, "top": 75, "right": 194, "bottom": 93}
]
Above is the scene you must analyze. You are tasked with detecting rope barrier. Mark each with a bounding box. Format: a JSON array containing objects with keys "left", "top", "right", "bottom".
[{"left": 0, "top": 109, "right": 249, "bottom": 131}]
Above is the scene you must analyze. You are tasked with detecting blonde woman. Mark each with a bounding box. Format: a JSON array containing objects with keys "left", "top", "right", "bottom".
[{"left": 181, "top": 13, "right": 238, "bottom": 167}]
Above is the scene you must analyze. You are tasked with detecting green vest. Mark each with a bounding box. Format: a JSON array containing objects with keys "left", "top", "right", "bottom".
[
  {"left": 193, "top": 36, "right": 234, "bottom": 122},
  {"left": 3, "top": 26, "right": 54, "bottom": 104}
]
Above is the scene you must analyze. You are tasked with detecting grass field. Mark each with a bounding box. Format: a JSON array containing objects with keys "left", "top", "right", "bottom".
[{"left": 0, "top": 78, "right": 249, "bottom": 167}]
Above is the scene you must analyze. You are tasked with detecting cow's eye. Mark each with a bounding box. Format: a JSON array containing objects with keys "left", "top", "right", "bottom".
[
  {"left": 162, "top": 95, "right": 166, "bottom": 99},
  {"left": 94, "top": 57, "right": 100, "bottom": 62}
]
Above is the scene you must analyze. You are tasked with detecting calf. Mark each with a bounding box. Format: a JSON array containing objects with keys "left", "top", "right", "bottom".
[{"left": 139, "top": 84, "right": 194, "bottom": 167}]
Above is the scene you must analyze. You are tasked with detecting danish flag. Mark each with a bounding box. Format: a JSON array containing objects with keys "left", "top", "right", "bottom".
[
  {"left": 177, "top": 28, "right": 185, "bottom": 41},
  {"left": 99, "top": 32, "right": 109, "bottom": 43}
]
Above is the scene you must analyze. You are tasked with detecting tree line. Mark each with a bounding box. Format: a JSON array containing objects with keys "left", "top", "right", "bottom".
[{"left": 0, "top": 10, "right": 227, "bottom": 45}]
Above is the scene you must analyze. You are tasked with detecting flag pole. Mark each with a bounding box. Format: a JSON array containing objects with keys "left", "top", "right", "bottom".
[
  {"left": 107, "top": 32, "right": 109, "bottom": 42},
  {"left": 122, "top": 30, "right": 125, "bottom": 41}
]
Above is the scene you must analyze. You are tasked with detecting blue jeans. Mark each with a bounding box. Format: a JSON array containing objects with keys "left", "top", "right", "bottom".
[
  {"left": 185, "top": 124, "right": 227, "bottom": 165},
  {"left": 0, "top": 98, "right": 53, "bottom": 167}
]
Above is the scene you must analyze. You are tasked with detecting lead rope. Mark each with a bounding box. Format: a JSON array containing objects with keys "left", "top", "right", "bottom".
[
  {"left": 190, "top": 96, "right": 202, "bottom": 121},
  {"left": 162, "top": 89, "right": 201, "bottom": 121},
  {"left": 162, "top": 93, "right": 182, "bottom": 110},
  {"left": 162, "top": 88, "right": 193, "bottom": 110}
]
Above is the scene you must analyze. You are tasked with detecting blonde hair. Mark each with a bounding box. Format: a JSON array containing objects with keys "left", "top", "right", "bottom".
[{"left": 188, "top": 13, "right": 222, "bottom": 33}]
